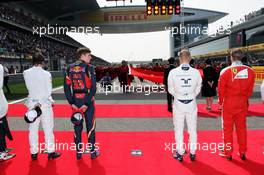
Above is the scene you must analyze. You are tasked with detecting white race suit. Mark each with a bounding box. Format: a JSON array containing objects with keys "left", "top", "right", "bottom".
[
  {"left": 168, "top": 64, "right": 202, "bottom": 155},
  {"left": 23, "top": 66, "right": 55, "bottom": 154},
  {"left": 0, "top": 64, "right": 8, "bottom": 119}
]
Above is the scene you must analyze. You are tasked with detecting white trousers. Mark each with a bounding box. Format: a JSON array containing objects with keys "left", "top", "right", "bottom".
[
  {"left": 173, "top": 100, "right": 197, "bottom": 155},
  {"left": 29, "top": 106, "right": 55, "bottom": 154}
]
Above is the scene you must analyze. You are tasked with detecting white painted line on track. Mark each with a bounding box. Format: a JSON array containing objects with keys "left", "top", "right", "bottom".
[{"left": 8, "top": 86, "right": 63, "bottom": 104}]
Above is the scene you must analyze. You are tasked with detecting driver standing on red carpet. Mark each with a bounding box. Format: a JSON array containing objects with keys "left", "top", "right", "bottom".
[
  {"left": 218, "top": 49, "right": 255, "bottom": 160},
  {"left": 23, "top": 53, "right": 61, "bottom": 160},
  {"left": 0, "top": 64, "right": 15, "bottom": 161},
  {"left": 168, "top": 49, "right": 202, "bottom": 162},
  {"left": 64, "top": 47, "right": 99, "bottom": 160}
]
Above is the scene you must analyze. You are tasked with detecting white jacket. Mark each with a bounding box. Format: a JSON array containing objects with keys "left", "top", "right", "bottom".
[
  {"left": 168, "top": 64, "right": 202, "bottom": 112},
  {"left": 0, "top": 64, "right": 8, "bottom": 118},
  {"left": 23, "top": 66, "right": 53, "bottom": 108}
]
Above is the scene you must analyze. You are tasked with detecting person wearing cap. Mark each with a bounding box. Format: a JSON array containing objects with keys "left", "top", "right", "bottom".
[
  {"left": 23, "top": 53, "right": 61, "bottom": 160},
  {"left": 168, "top": 50, "right": 202, "bottom": 162},
  {"left": 218, "top": 49, "right": 255, "bottom": 160},
  {"left": 64, "top": 47, "right": 98, "bottom": 160},
  {"left": 0, "top": 64, "right": 15, "bottom": 161},
  {"left": 163, "top": 57, "right": 176, "bottom": 113}
]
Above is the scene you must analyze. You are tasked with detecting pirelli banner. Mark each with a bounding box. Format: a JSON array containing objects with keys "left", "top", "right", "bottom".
[{"left": 252, "top": 66, "right": 264, "bottom": 83}]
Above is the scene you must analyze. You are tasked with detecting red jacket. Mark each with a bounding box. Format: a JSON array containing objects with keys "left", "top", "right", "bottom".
[{"left": 218, "top": 61, "right": 255, "bottom": 113}]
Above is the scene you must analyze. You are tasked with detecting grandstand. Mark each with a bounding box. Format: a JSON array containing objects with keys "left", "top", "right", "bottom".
[
  {"left": 178, "top": 7, "right": 264, "bottom": 66},
  {"left": 0, "top": 4, "right": 110, "bottom": 72}
]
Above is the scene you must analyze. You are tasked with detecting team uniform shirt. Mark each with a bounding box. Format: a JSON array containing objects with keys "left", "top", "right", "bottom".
[
  {"left": 23, "top": 67, "right": 53, "bottom": 108},
  {"left": 218, "top": 61, "right": 255, "bottom": 113},
  {"left": 168, "top": 64, "right": 202, "bottom": 113}
]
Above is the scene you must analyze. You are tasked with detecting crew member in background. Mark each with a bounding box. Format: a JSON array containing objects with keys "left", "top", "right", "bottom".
[
  {"left": 118, "top": 60, "right": 129, "bottom": 93},
  {"left": 202, "top": 59, "right": 218, "bottom": 110},
  {"left": 218, "top": 49, "right": 255, "bottom": 161},
  {"left": 168, "top": 50, "right": 202, "bottom": 162},
  {"left": 0, "top": 64, "right": 15, "bottom": 161},
  {"left": 100, "top": 71, "right": 112, "bottom": 91},
  {"left": 163, "top": 57, "right": 176, "bottom": 113},
  {"left": 64, "top": 47, "right": 99, "bottom": 160},
  {"left": 23, "top": 53, "right": 61, "bottom": 160}
]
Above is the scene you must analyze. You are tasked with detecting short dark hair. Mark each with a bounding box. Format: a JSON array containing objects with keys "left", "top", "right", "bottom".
[
  {"left": 189, "top": 59, "right": 195, "bottom": 66},
  {"left": 168, "top": 57, "right": 175, "bottom": 64},
  {"left": 33, "top": 53, "right": 45, "bottom": 65},
  {"left": 231, "top": 49, "right": 244, "bottom": 61},
  {"left": 76, "top": 47, "right": 91, "bottom": 58},
  {"left": 205, "top": 59, "right": 212, "bottom": 65}
]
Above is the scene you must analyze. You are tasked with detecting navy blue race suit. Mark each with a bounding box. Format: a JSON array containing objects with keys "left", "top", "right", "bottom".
[{"left": 64, "top": 61, "right": 96, "bottom": 153}]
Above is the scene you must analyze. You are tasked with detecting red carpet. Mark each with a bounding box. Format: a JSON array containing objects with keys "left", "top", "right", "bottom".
[
  {"left": 7, "top": 103, "right": 264, "bottom": 118},
  {"left": 1, "top": 130, "right": 263, "bottom": 175}
]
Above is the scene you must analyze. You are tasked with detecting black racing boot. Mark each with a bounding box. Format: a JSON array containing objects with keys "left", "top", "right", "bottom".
[
  {"left": 0, "top": 152, "right": 16, "bottom": 162},
  {"left": 173, "top": 152, "right": 183, "bottom": 162},
  {"left": 238, "top": 152, "right": 246, "bottom": 161},
  {"left": 91, "top": 150, "right": 100, "bottom": 159},
  {"left": 31, "top": 153, "right": 38, "bottom": 161},
  {"left": 219, "top": 152, "right": 232, "bottom": 161},
  {"left": 48, "top": 152, "right": 61, "bottom": 160},
  {"left": 190, "top": 154, "right": 196, "bottom": 161},
  {"left": 76, "top": 152, "right": 82, "bottom": 160}
]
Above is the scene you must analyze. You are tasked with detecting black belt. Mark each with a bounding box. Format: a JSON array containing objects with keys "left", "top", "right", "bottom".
[{"left": 178, "top": 99, "right": 193, "bottom": 104}]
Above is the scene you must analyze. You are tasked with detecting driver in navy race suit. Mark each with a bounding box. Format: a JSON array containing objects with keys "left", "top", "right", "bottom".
[{"left": 64, "top": 47, "right": 99, "bottom": 160}]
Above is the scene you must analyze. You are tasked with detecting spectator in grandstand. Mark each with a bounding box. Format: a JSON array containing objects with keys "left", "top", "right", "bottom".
[
  {"left": 8, "top": 66, "right": 15, "bottom": 74},
  {"left": 61, "top": 64, "right": 67, "bottom": 73},
  {"left": 0, "top": 25, "right": 76, "bottom": 71},
  {"left": 3, "top": 65, "right": 10, "bottom": 94},
  {"left": 202, "top": 59, "right": 218, "bottom": 110},
  {"left": 163, "top": 57, "right": 176, "bottom": 113},
  {"left": 0, "top": 64, "right": 16, "bottom": 162},
  {"left": 261, "top": 80, "right": 264, "bottom": 103}
]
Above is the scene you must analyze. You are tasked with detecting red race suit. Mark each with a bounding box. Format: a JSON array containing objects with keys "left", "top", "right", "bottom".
[{"left": 218, "top": 61, "right": 255, "bottom": 156}]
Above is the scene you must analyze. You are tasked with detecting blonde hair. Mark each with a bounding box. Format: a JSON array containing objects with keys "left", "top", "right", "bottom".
[{"left": 179, "top": 49, "right": 191, "bottom": 62}]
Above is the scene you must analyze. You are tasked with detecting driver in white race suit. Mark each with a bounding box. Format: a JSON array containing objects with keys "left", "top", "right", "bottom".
[{"left": 168, "top": 49, "right": 202, "bottom": 162}]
